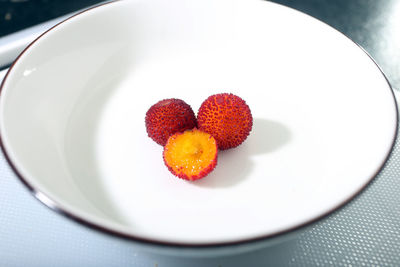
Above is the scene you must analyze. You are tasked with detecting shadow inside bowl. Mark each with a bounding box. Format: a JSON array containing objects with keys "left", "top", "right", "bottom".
[
  {"left": 64, "top": 48, "right": 132, "bottom": 226},
  {"left": 194, "top": 118, "right": 292, "bottom": 188}
]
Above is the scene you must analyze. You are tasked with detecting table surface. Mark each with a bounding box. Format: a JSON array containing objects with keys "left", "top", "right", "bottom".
[{"left": 1, "top": 0, "right": 400, "bottom": 266}]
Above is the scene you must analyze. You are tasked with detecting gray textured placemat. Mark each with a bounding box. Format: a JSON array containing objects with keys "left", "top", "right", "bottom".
[
  {"left": 0, "top": 68, "right": 399, "bottom": 266},
  {"left": 290, "top": 121, "right": 400, "bottom": 266}
]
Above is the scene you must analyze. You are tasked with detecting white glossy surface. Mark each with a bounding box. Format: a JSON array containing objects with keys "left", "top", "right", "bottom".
[{"left": 0, "top": 0, "right": 397, "bottom": 245}]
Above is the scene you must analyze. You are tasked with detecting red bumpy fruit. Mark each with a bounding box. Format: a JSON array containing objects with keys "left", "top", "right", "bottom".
[
  {"left": 197, "top": 93, "right": 253, "bottom": 150},
  {"left": 163, "top": 129, "right": 218, "bottom": 180},
  {"left": 145, "top": 98, "right": 197, "bottom": 146}
]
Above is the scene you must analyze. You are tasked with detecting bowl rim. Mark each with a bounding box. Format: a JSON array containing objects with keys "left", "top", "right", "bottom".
[{"left": 0, "top": 0, "right": 398, "bottom": 249}]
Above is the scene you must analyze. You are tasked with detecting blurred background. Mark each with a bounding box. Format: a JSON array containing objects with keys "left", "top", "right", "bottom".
[{"left": 0, "top": 0, "right": 103, "bottom": 37}]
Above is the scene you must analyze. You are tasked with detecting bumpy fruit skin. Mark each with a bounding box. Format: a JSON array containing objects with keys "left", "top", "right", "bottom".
[
  {"left": 197, "top": 93, "right": 253, "bottom": 150},
  {"left": 145, "top": 98, "right": 197, "bottom": 146},
  {"left": 163, "top": 129, "right": 218, "bottom": 181}
]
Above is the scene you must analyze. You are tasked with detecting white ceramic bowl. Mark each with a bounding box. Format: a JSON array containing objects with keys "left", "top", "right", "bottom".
[{"left": 0, "top": 0, "right": 397, "bottom": 256}]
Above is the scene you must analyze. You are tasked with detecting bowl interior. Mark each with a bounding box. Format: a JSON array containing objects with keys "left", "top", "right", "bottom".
[{"left": 0, "top": 0, "right": 397, "bottom": 245}]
